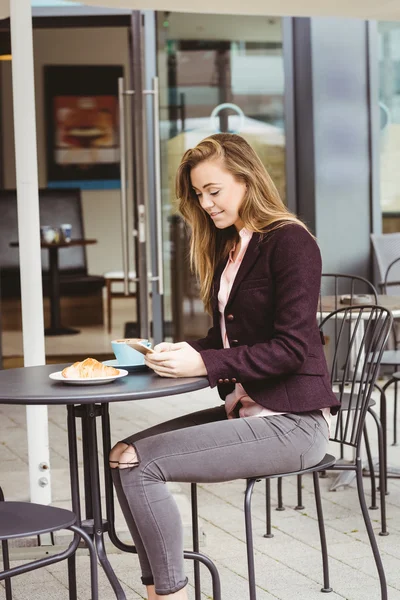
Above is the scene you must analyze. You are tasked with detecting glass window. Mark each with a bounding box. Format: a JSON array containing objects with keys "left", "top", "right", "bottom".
[
  {"left": 156, "top": 12, "right": 286, "bottom": 340},
  {"left": 378, "top": 22, "right": 400, "bottom": 232}
]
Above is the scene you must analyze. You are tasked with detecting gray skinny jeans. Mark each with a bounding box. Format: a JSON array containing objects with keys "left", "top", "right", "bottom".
[{"left": 111, "top": 405, "right": 329, "bottom": 596}]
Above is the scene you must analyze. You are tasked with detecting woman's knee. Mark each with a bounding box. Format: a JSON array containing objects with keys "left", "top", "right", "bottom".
[
  {"left": 109, "top": 442, "right": 139, "bottom": 469},
  {"left": 109, "top": 442, "right": 129, "bottom": 468}
]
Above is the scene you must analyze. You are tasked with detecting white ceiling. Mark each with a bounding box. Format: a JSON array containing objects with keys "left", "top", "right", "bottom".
[{"left": 0, "top": 0, "right": 400, "bottom": 21}]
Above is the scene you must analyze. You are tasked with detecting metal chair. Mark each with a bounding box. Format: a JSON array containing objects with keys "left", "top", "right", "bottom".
[
  {"left": 371, "top": 232, "right": 400, "bottom": 297},
  {"left": 190, "top": 305, "right": 391, "bottom": 600},
  {"left": 373, "top": 256, "right": 400, "bottom": 447},
  {"left": 0, "top": 486, "right": 98, "bottom": 600},
  {"left": 266, "top": 306, "right": 391, "bottom": 600},
  {"left": 276, "top": 274, "right": 386, "bottom": 527},
  {"left": 371, "top": 235, "right": 400, "bottom": 443}
]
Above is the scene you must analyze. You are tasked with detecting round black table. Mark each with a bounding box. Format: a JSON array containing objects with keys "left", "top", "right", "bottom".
[
  {"left": 0, "top": 365, "right": 219, "bottom": 600},
  {"left": 10, "top": 239, "right": 97, "bottom": 336}
]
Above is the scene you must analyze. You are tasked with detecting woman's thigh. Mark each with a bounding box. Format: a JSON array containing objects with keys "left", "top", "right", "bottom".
[
  {"left": 126, "top": 411, "right": 329, "bottom": 484},
  {"left": 120, "top": 404, "right": 227, "bottom": 446}
]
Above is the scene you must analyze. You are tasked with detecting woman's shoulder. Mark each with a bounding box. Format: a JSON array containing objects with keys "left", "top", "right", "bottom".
[
  {"left": 259, "top": 220, "right": 318, "bottom": 250},
  {"left": 258, "top": 221, "right": 322, "bottom": 275}
]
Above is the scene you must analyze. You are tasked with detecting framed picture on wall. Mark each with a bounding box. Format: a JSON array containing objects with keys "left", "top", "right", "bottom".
[{"left": 44, "top": 65, "right": 123, "bottom": 190}]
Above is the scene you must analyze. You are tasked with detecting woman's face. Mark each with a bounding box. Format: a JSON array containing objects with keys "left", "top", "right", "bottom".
[{"left": 190, "top": 159, "right": 246, "bottom": 231}]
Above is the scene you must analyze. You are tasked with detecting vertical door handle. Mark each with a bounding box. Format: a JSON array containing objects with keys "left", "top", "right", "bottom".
[
  {"left": 152, "top": 76, "right": 164, "bottom": 296},
  {"left": 143, "top": 76, "right": 164, "bottom": 296},
  {"left": 118, "top": 77, "right": 131, "bottom": 296}
]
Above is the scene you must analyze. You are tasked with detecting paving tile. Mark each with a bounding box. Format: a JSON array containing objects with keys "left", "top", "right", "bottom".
[{"left": 1, "top": 386, "right": 400, "bottom": 599}]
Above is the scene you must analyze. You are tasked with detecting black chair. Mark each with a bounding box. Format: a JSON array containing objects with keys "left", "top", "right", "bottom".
[
  {"left": 190, "top": 305, "right": 391, "bottom": 600},
  {"left": 375, "top": 256, "right": 400, "bottom": 447},
  {"left": 0, "top": 486, "right": 98, "bottom": 600},
  {"left": 274, "top": 274, "right": 386, "bottom": 529},
  {"left": 320, "top": 275, "right": 384, "bottom": 518}
]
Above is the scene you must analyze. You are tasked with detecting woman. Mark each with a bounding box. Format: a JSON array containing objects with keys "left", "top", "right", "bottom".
[{"left": 109, "top": 133, "right": 340, "bottom": 600}]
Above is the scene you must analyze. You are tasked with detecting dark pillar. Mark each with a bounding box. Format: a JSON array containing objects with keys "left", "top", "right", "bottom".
[{"left": 291, "top": 17, "right": 379, "bottom": 279}]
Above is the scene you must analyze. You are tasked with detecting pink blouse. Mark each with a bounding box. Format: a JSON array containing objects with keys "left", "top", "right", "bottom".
[{"left": 218, "top": 227, "right": 331, "bottom": 428}]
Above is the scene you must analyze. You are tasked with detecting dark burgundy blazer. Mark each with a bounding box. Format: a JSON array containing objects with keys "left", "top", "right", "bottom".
[{"left": 189, "top": 223, "right": 340, "bottom": 414}]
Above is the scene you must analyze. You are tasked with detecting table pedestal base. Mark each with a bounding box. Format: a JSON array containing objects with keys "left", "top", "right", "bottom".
[
  {"left": 45, "top": 326, "right": 80, "bottom": 336},
  {"left": 67, "top": 403, "right": 221, "bottom": 600}
]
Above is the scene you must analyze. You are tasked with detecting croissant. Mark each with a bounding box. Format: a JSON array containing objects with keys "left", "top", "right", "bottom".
[{"left": 62, "top": 358, "right": 119, "bottom": 379}]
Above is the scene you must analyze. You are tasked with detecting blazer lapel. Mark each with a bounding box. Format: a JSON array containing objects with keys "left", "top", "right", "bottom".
[{"left": 226, "top": 232, "right": 261, "bottom": 308}]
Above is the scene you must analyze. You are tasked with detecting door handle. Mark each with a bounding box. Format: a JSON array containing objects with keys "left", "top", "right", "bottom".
[
  {"left": 143, "top": 76, "right": 164, "bottom": 296},
  {"left": 118, "top": 77, "right": 131, "bottom": 296}
]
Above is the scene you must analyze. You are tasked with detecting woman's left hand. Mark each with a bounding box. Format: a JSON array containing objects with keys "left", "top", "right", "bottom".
[{"left": 145, "top": 342, "right": 207, "bottom": 378}]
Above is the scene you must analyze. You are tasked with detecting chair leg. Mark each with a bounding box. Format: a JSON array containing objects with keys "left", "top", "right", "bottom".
[
  {"left": 0, "top": 488, "right": 12, "bottom": 600},
  {"left": 2, "top": 539, "right": 12, "bottom": 600},
  {"left": 355, "top": 458, "right": 388, "bottom": 600},
  {"left": 363, "top": 422, "right": 377, "bottom": 510},
  {"left": 276, "top": 478, "right": 285, "bottom": 511},
  {"left": 394, "top": 380, "right": 398, "bottom": 446},
  {"left": 68, "top": 554, "right": 77, "bottom": 600},
  {"left": 379, "top": 384, "right": 389, "bottom": 495},
  {"left": 295, "top": 475, "right": 304, "bottom": 510},
  {"left": 264, "top": 479, "right": 273, "bottom": 538},
  {"left": 368, "top": 408, "right": 388, "bottom": 536},
  {"left": 313, "top": 471, "right": 332, "bottom": 593},
  {"left": 244, "top": 479, "right": 257, "bottom": 600},
  {"left": 191, "top": 483, "right": 201, "bottom": 600},
  {"left": 69, "top": 525, "right": 99, "bottom": 600}
]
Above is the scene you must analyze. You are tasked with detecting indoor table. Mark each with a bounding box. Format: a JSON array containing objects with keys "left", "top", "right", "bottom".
[
  {"left": 0, "top": 365, "right": 221, "bottom": 600},
  {"left": 10, "top": 239, "right": 97, "bottom": 336}
]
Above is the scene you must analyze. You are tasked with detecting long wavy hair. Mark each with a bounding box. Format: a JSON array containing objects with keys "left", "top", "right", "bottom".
[{"left": 176, "top": 133, "right": 309, "bottom": 313}]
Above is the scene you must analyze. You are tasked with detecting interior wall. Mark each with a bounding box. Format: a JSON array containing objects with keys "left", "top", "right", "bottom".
[{"left": 1, "top": 25, "right": 133, "bottom": 276}]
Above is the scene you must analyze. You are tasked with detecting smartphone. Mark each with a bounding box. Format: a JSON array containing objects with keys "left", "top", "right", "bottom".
[{"left": 127, "top": 341, "right": 155, "bottom": 356}]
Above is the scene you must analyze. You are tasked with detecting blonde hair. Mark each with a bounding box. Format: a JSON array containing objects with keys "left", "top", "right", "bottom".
[{"left": 176, "top": 133, "right": 309, "bottom": 313}]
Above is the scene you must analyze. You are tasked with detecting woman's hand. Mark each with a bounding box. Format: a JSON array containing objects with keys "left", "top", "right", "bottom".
[
  {"left": 153, "top": 342, "right": 181, "bottom": 353},
  {"left": 145, "top": 342, "right": 207, "bottom": 378}
]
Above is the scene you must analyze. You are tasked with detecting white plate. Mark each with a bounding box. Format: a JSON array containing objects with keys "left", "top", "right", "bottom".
[{"left": 49, "top": 369, "right": 129, "bottom": 385}]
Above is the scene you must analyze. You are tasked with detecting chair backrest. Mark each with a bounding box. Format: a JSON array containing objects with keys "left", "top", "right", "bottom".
[
  {"left": 320, "top": 305, "right": 392, "bottom": 449},
  {"left": 371, "top": 232, "right": 400, "bottom": 295},
  {"left": 0, "top": 188, "right": 87, "bottom": 274},
  {"left": 318, "top": 273, "right": 378, "bottom": 325}
]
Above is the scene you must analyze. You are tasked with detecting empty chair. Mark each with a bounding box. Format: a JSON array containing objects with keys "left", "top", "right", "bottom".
[
  {"left": 371, "top": 232, "right": 400, "bottom": 295},
  {"left": 0, "top": 486, "right": 98, "bottom": 600}
]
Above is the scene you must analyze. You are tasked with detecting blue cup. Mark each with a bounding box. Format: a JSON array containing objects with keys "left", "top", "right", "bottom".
[{"left": 111, "top": 338, "right": 151, "bottom": 366}]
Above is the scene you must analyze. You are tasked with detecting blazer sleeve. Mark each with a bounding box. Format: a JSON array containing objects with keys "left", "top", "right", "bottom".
[
  {"left": 197, "top": 225, "right": 322, "bottom": 387},
  {"left": 187, "top": 323, "right": 223, "bottom": 352}
]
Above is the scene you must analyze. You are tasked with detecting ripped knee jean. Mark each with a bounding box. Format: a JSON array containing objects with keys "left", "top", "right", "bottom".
[{"left": 110, "top": 405, "right": 329, "bottom": 595}]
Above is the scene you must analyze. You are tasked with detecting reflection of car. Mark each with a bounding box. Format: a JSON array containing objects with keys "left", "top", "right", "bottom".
[
  {"left": 164, "top": 114, "right": 286, "bottom": 203},
  {"left": 161, "top": 115, "right": 284, "bottom": 145}
]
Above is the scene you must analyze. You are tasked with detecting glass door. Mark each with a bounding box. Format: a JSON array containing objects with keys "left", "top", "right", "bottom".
[
  {"left": 156, "top": 12, "right": 286, "bottom": 341},
  {"left": 119, "top": 11, "right": 164, "bottom": 344},
  {"left": 124, "top": 12, "right": 286, "bottom": 344}
]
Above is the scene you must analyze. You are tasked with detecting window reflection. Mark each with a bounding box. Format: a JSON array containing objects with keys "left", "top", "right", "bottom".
[
  {"left": 379, "top": 22, "right": 400, "bottom": 232},
  {"left": 157, "top": 13, "right": 286, "bottom": 340}
]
